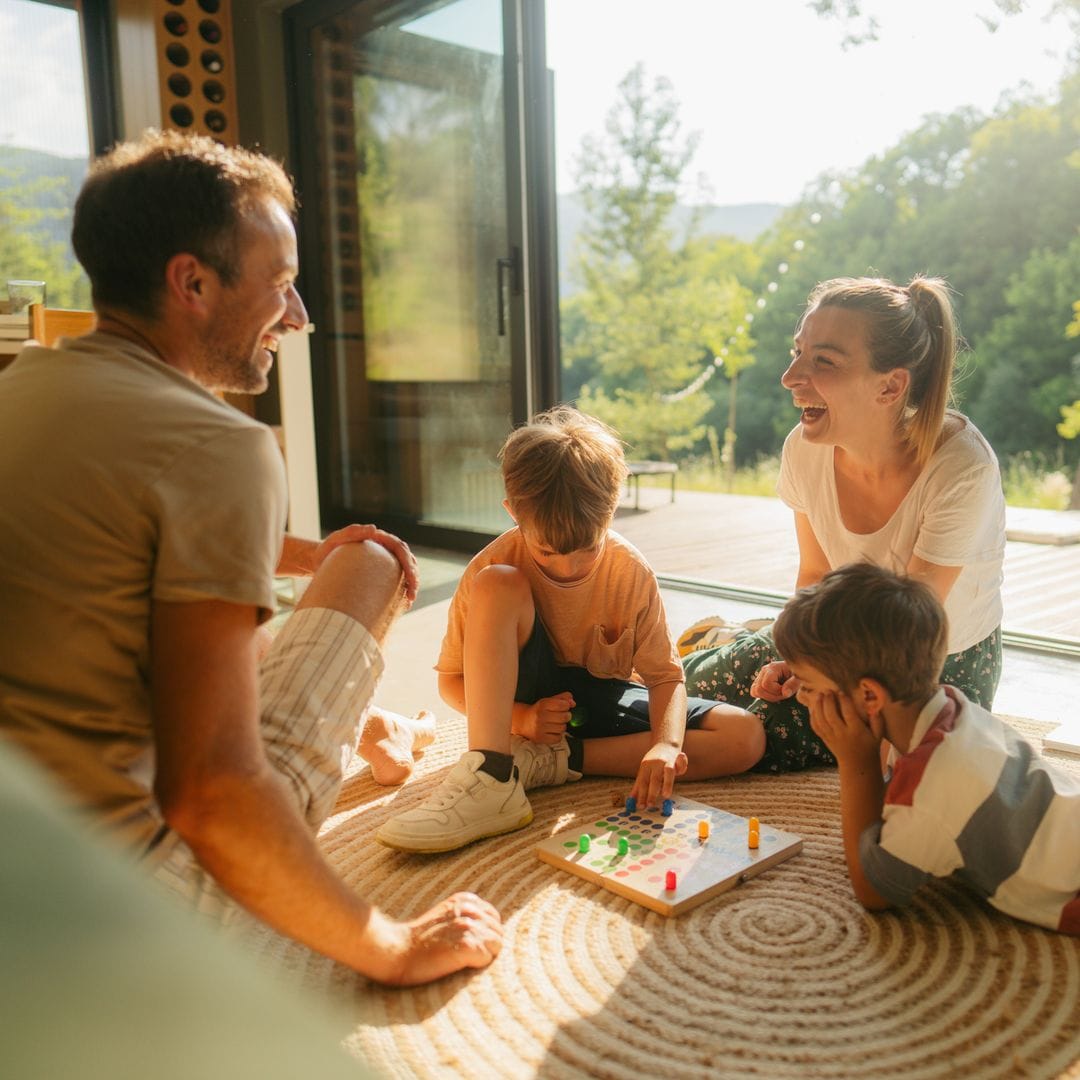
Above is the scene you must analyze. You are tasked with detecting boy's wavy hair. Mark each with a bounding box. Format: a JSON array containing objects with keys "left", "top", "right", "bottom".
[
  {"left": 500, "top": 406, "right": 628, "bottom": 553},
  {"left": 772, "top": 563, "right": 948, "bottom": 703}
]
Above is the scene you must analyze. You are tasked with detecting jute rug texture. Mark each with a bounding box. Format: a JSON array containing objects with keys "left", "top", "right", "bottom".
[{"left": 246, "top": 713, "right": 1080, "bottom": 1080}]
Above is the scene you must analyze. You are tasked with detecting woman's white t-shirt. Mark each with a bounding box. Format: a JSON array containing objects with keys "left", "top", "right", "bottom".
[{"left": 776, "top": 414, "right": 1005, "bottom": 654}]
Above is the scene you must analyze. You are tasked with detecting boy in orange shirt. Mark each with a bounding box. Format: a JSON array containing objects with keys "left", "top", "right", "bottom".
[{"left": 377, "top": 407, "right": 764, "bottom": 852}]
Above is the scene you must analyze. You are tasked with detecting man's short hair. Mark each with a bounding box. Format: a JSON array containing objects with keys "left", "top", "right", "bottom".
[
  {"left": 72, "top": 129, "right": 296, "bottom": 319},
  {"left": 772, "top": 563, "right": 948, "bottom": 703},
  {"left": 500, "top": 406, "right": 628, "bottom": 553}
]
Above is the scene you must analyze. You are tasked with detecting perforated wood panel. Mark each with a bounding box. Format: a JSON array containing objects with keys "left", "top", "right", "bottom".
[
  {"left": 154, "top": 0, "right": 238, "bottom": 143},
  {"left": 311, "top": 20, "right": 363, "bottom": 335}
]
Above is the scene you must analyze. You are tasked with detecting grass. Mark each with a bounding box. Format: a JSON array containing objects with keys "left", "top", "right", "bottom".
[
  {"left": 633, "top": 452, "right": 1076, "bottom": 509},
  {"left": 679, "top": 456, "right": 781, "bottom": 497},
  {"left": 1000, "top": 453, "right": 1073, "bottom": 510}
]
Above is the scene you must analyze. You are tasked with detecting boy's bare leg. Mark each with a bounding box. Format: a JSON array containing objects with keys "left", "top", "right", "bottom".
[
  {"left": 358, "top": 707, "right": 437, "bottom": 786},
  {"left": 374, "top": 564, "right": 536, "bottom": 852},
  {"left": 462, "top": 565, "right": 535, "bottom": 754},
  {"left": 581, "top": 705, "right": 765, "bottom": 780}
]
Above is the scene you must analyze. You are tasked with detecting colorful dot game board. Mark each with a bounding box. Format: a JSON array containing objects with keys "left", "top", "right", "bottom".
[{"left": 535, "top": 796, "right": 803, "bottom": 916}]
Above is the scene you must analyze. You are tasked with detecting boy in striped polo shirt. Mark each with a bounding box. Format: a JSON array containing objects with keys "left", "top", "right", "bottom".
[{"left": 771, "top": 562, "right": 1080, "bottom": 935}]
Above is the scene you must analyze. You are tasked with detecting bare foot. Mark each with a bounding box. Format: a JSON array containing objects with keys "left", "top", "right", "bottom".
[{"left": 358, "top": 707, "right": 437, "bottom": 785}]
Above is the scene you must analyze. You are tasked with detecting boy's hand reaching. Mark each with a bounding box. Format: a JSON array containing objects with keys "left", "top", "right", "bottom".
[
  {"left": 630, "top": 742, "right": 688, "bottom": 810},
  {"left": 514, "top": 692, "right": 574, "bottom": 745},
  {"left": 806, "top": 690, "right": 881, "bottom": 766}
]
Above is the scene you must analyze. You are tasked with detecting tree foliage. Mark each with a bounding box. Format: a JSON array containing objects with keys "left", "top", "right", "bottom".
[
  {"left": 966, "top": 238, "right": 1080, "bottom": 459},
  {"left": 0, "top": 153, "right": 90, "bottom": 310},
  {"left": 563, "top": 64, "right": 758, "bottom": 460},
  {"left": 562, "top": 54, "right": 1080, "bottom": 474}
]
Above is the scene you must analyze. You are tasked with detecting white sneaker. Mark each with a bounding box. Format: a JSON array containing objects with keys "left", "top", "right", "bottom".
[
  {"left": 375, "top": 751, "right": 533, "bottom": 853},
  {"left": 511, "top": 734, "right": 582, "bottom": 791}
]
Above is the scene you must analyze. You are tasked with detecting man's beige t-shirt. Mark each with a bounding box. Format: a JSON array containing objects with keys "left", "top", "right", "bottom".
[
  {"left": 0, "top": 332, "right": 287, "bottom": 852},
  {"left": 437, "top": 528, "right": 684, "bottom": 688}
]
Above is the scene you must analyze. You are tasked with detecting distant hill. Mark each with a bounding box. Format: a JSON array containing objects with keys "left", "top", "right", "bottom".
[
  {"left": 0, "top": 146, "right": 88, "bottom": 248},
  {"left": 557, "top": 192, "right": 783, "bottom": 295},
  {"left": 0, "top": 148, "right": 783, "bottom": 302}
]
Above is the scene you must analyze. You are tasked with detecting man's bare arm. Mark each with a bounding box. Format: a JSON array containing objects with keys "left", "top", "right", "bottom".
[{"left": 150, "top": 597, "right": 499, "bottom": 984}]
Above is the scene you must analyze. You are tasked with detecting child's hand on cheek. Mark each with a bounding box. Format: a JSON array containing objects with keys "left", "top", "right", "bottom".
[{"left": 807, "top": 690, "right": 880, "bottom": 766}]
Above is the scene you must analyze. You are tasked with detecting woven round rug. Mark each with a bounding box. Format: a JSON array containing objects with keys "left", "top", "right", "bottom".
[{"left": 245, "top": 713, "right": 1080, "bottom": 1080}]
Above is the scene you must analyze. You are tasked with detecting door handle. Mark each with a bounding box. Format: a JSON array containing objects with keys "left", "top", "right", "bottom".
[{"left": 496, "top": 248, "right": 521, "bottom": 337}]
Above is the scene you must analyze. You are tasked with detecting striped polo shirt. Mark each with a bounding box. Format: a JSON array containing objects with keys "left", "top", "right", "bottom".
[{"left": 859, "top": 686, "right": 1080, "bottom": 935}]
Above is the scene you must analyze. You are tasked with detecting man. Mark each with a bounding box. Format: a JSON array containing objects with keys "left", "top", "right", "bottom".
[{"left": 0, "top": 130, "right": 500, "bottom": 985}]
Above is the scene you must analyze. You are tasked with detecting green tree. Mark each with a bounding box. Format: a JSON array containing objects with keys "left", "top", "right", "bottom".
[
  {"left": 563, "top": 65, "right": 754, "bottom": 460},
  {"left": 734, "top": 62, "right": 1080, "bottom": 467},
  {"left": 0, "top": 161, "right": 90, "bottom": 310},
  {"left": 967, "top": 236, "right": 1080, "bottom": 460},
  {"left": 1055, "top": 300, "right": 1080, "bottom": 507},
  {"left": 809, "top": 0, "right": 1080, "bottom": 44},
  {"left": 561, "top": 10, "right": 1080, "bottom": 477}
]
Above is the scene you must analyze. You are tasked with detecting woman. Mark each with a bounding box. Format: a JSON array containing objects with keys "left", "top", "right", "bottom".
[{"left": 684, "top": 275, "right": 1005, "bottom": 772}]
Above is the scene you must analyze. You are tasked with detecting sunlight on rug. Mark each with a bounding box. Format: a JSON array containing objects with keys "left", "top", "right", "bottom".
[{"left": 243, "top": 712, "right": 1080, "bottom": 1080}]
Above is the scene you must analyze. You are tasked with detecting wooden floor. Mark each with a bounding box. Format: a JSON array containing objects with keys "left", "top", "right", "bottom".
[
  {"left": 406, "top": 488, "right": 1080, "bottom": 728},
  {"left": 613, "top": 487, "right": 1080, "bottom": 642}
]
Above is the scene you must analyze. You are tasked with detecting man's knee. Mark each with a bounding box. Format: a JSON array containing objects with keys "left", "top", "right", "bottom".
[{"left": 302, "top": 540, "right": 405, "bottom": 640}]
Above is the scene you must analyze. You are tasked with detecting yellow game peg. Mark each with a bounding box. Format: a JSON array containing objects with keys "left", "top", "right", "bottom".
[
  {"left": 748, "top": 828, "right": 760, "bottom": 850},
  {"left": 698, "top": 819, "right": 710, "bottom": 841}
]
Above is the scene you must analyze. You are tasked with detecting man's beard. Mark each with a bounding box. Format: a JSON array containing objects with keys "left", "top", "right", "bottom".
[{"left": 197, "top": 338, "right": 268, "bottom": 395}]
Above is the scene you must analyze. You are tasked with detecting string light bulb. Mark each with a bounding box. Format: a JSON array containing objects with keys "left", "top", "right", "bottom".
[{"left": 658, "top": 211, "right": 820, "bottom": 403}]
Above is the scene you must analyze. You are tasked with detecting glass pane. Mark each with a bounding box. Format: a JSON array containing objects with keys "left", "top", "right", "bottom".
[
  {"left": 308, "top": 0, "right": 512, "bottom": 536},
  {"left": 0, "top": 0, "right": 92, "bottom": 314},
  {"left": 543, "top": 0, "right": 1078, "bottom": 652}
]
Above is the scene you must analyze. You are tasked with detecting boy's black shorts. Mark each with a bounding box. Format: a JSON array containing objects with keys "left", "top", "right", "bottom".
[{"left": 514, "top": 618, "right": 718, "bottom": 738}]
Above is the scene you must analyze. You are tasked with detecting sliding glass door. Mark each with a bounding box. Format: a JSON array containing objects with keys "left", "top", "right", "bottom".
[{"left": 288, "top": 0, "right": 554, "bottom": 544}]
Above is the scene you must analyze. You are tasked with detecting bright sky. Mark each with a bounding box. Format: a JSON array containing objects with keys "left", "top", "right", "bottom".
[
  {"left": 0, "top": 0, "right": 1071, "bottom": 207},
  {"left": 546, "top": 0, "right": 1072, "bottom": 204},
  {"left": 0, "top": 0, "right": 89, "bottom": 158}
]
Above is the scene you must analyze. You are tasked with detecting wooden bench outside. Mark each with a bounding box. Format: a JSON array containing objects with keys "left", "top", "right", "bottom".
[{"left": 626, "top": 460, "right": 678, "bottom": 511}]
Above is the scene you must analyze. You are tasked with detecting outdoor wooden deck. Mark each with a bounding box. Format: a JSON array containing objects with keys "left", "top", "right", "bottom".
[
  {"left": 406, "top": 486, "right": 1079, "bottom": 727},
  {"left": 613, "top": 488, "right": 1080, "bottom": 642}
]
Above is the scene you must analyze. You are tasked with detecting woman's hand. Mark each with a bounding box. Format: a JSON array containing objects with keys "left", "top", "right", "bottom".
[{"left": 750, "top": 660, "right": 801, "bottom": 703}]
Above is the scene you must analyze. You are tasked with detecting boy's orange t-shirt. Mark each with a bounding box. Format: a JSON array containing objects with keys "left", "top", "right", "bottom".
[{"left": 436, "top": 527, "right": 684, "bottom": 689}]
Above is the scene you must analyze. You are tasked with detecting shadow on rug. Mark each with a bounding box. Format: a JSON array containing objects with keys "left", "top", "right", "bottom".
[{"left": 244, "top": 712, "right": 1080, "bottom": 1080}]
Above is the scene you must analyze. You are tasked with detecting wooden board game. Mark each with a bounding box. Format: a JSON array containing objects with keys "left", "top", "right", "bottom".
[{"left": 536, "top": 795, "right": 803, "bottom": 917}]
